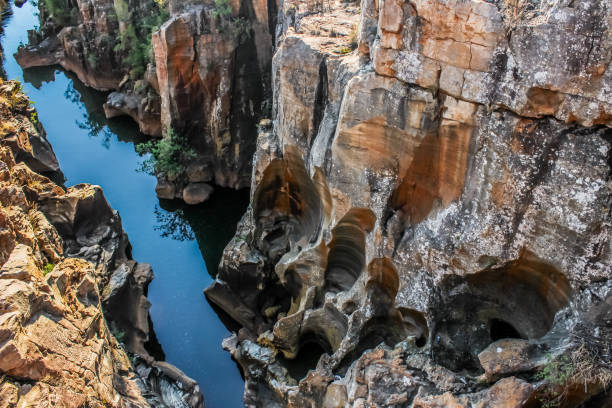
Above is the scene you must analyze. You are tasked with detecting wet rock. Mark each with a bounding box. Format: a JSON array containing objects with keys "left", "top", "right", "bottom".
[
  {"left": 104, "top": 91, "right": 162, "bottom": 137},
  {"left": 186, "top": 163, "right": 213, "bottom": 183},
  {"left": 155, "top": 178, "right": 176, "bottom": 200},
  {"left": 182, "top": 182, "right": 214, "bottom": 205}
]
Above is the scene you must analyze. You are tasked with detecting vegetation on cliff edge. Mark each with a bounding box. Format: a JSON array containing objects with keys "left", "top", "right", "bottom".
[
  {"left": 136, "top": 128, "right": 196, "bottom": 180},
  {"left": 113, "top": 0, "right": 169, "bottom": 80}
]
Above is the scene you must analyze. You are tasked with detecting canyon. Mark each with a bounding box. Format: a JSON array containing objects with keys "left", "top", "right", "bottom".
[
  {"left": 3, "top": 0, "right": 612, "bottom": 407},
  {"left": 0, "top": 77, "right": 203, "bottom": 406}
]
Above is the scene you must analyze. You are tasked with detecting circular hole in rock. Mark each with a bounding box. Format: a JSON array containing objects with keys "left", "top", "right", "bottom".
[
  {"left": 282, "top": 338, "right": 329, "bottom": 381},
  {"left": 415, "top": 336, "right": 427, "bottom": 348},
  {"left": 430, "top": 251, "right": 571, "bottom": 374},
  {"left": 489, "top": 318, "right": 524, "bottom": 342}
]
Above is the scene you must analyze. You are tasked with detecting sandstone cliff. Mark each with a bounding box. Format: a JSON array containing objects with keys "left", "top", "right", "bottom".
[
  {"left": 17, "top": 0, "right": 276, "bottom": 202},
  {"left": 0, "top": 79, "right": 203, "bottom": 407},
  {"left": 206, "top": 0, "right": 612, "bottom": 406}
]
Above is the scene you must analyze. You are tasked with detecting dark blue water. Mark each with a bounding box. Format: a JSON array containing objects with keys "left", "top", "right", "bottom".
[{"left": 1, "top": 3, "right": 248, "bottom": 407}]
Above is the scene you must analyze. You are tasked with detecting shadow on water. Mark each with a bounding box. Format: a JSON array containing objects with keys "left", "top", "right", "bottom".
[{"left": 158, "top": 189, "right": 250, "bottom": 277}]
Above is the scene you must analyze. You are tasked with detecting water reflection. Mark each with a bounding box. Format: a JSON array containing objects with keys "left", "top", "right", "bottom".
[
  {"left": 25, "top": 65, "right": 147, "bottom": 147},
  {"left": 158, "top": 189, "right": 249, "bottom": 276},
  {"left": 2, "top": 2, "right": 250, "bottom": 404}
]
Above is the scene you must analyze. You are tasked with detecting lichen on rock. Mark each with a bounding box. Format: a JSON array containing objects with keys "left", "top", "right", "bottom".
[{"left": 206, "top": 0, "right": 612, "bottom": 406}]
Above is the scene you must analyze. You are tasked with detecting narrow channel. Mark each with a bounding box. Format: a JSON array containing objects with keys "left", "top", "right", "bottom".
[{"left": 1, "top": 2, "right": 248, "bottom": 407}]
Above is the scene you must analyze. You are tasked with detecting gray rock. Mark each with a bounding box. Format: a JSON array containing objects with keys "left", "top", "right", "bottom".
[{"left": 155, "top": 179, "right": 176, "bottom": 200}]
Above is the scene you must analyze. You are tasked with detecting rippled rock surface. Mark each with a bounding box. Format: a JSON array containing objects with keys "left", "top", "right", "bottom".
[{"left": 208, "top": 0, "right": 612, "bottom": 406}]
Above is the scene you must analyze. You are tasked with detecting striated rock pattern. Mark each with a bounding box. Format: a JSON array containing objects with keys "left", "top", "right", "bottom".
[
  {"left": 0, "top": 79, "right": 203, "bottom": 407},
  {"left": 151, "top": 0, "right": 275, "bottom": 192},
  {"left": 17, "top": 0, "right": 277, "bottom": 200},
  {"left": 208, "top": 0, "right": 612, "bottom": 406}
]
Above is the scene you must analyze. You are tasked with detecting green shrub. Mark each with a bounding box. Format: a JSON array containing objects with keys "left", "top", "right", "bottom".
[
  {"left": 43, "top": 0, "right": 71, "bottom": 25},
  {"left": 535, "top": 353, "right": 575, "bottom": 408},
  {"left": 113, "top": 0, "right": 129, "bottom": 22},
  {"left": 113, "top": 0, "right": 169, "bottom": 80},
  {"left": 212, "top": 0, "right": 232, "bottom": 19},
  {"left": 43, "top": 263, "right": 55, "bottom": 275},
  {"left": 136, "top": 128, "right": 197, "bottom": 179}
]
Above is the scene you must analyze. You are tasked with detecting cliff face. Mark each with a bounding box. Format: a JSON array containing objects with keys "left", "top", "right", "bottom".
[
  {"left": 17, "top": 0, "right": 276, "bottom": 200},
  {"left": 152, "top": 0, "right": 274, "bottom": 192},
  {"left": 207, "top": 0, "right": 612, "bottom": 406},
  {"left": 0, "top": 79, "right": 203, "bottom": 407}
]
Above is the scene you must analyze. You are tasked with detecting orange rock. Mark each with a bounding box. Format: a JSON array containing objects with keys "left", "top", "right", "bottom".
[{"left": 380, "top": 0, "right": 404, "bottom": 33}]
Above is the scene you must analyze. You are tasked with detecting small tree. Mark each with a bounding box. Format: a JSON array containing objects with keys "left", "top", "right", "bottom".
[
  {"left": 136, "top": 128, "right": 197, "bottom": 180},
  {"left": 212, "top": 0, "right": 232, "bottom": 19}
]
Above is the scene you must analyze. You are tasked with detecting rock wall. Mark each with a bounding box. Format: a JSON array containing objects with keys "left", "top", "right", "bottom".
[
  {"left": 207, "top": 0, "right": 612, "bottom": 406},
  {"left": 17, "top": 0, "right": 277, "bottom": 201},
  {"left": 0, "top": 79, "right": 203, "bottom": 407},
  {"left": 152, "top": 0, "right": 274, "bottom": 193}
]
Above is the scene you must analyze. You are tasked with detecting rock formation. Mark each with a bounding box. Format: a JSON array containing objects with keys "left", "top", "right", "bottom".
[
  {"left": 15, "top": 0, "right": 165, "bottom": 135},
  {"left": 0, "top": 79, "right": 203, "bottom": 407},
  {"left": 17, "top": 0, "right": 276, "bottom": 201},
  {"left": 8, "top": 0, "right": 612, "bottom": 405},
  {"left": 206, "top": 0, "right": 612, "bottom": 406}
]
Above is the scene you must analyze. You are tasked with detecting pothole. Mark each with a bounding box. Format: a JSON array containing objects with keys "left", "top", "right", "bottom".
[{"left": 431, "top": 251, "right": 571, "bottom": 373}]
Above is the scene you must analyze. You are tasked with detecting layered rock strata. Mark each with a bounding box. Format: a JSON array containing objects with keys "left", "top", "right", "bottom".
[
  {"left": 15, "top": 0, "right": 164, "bottom": 135},
  {"left": 17, "top": 0, "right": 276, "bottom": 201},
  {"left": 0, "top": 79, "right": 203, "bottom": 407},
  {"left": 207, "top": 0, "right": 612, "bottom": 406}
]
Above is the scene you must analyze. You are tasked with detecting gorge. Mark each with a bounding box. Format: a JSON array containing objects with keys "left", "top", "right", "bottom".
[
  {"left": 0, "top": 1, "right": 247, "bottom": 407},
  {"left": 1, "top": 0, "right": 611, "bottom": 407}
]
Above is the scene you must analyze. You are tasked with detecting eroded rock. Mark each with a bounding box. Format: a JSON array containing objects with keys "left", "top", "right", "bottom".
[
  {"left": 0, "top": 83, "right": 203, "bottom": 407},
  {"left": 208, "top": 0, "right": 612, "bottom": 406}
]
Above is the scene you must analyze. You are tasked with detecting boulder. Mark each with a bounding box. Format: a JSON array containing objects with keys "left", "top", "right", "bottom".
[
  {"left": 155, "top": 178, "right": 176, "bottom": 200},
  {"left": 182, "top": 183, "right": 213, "bottom": 205}
]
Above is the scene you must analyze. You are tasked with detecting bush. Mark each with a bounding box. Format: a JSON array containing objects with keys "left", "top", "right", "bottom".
[
  {"left": 212, "top": 0, "right": 232, "bottom": 19},
  {"left": 535, "top": 353, "right": 575, "bottom": 408},
  {"left": 43, "top": 0, "right": 71, "bottom": 25},
  {"left": 43, "top": 263, "right": 55, "bottom": 275},
  {"left": 136, "top": 128, "right": 197, "bottom": 179},
  {"left": 113, "top": 0, "right": 169, "bottom": 80}
]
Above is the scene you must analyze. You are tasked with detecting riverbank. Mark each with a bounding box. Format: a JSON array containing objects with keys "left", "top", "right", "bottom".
[{"left": 1, "top": 2, "right": 248, "bottom": 407}]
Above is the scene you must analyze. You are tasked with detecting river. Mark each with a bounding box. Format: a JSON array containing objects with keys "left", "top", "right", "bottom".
[{"left": 1, "top": 2, "right": 248, "bottom": 407}]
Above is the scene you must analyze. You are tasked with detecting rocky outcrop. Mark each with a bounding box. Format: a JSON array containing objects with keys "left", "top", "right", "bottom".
[
  {"left": 15, "top": 0, "right": 165, "bottom": 135},
  {"left": 149, "top": 0, "right": 274, "bottom": 196},
  {"left": 17, "top": 0, "right": 276, "bottom": 202},
  {"left": 0, "top": 79, "right": 204, "bottom": 407},
  {"left": 0, "top": 80, "right": 62, "bottom": 178},
  {"left": 207, "top": 0, "right": 612, "bottom": 406}
]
